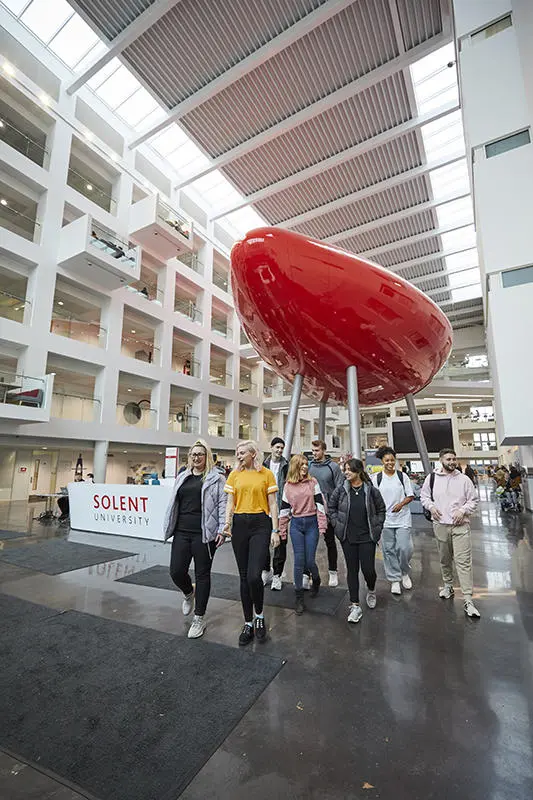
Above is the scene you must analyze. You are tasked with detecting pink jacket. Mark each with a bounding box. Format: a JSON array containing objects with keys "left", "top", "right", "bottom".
[
  {"left": 279, "top": 477, "right": 328, "bottom": 538},
  {"left": 420, "top": 468, "right": 478, "bottom": 524}
]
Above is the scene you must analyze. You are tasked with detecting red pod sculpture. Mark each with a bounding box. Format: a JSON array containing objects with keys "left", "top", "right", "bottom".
[{"left": 230, "top": 227, "right": 452, "bottom": 406}]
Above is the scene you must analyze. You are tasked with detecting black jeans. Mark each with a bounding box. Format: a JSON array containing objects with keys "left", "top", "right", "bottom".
[
  {"left": 304, "top": 520, "right": 338, "bottom": 576},
  {"left": 57, "top": 496, "right": 69, "bottom": 517},
  {"left": 264, "top": 538, "right": 287, "bottom": 576},
  {"left": 169, "top": 529, "right": 215, "bottom": 616},
  {"left": 341, "top": 539, "right": 376, "bottom": 604},
  {"left": 232, "top": 512, "right": 272, "bottom": 621}
]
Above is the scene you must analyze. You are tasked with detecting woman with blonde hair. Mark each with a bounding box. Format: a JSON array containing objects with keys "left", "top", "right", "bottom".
[
  {"left": 224, "top": 441, "right": 279, "bottom": 646},
  {"left": 279, "top": 454, "right": 327, "bottom": 614},
  {"left": 163, "top": 439, "right": 227, "bottom": 639}
]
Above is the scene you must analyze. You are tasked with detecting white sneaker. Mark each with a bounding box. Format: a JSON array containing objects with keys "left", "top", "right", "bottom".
[
  {"left": 439, "top": 584, "right": 454, "bottom": 599},
  {"left": 328, "top": 570, "right": 339, "bottom": 588},
  {"left": 188, "top": 615, "right": 206, "bottom": 638},
  {"left": 182, "top": 591, "right": 194, "bottom": 616},
  {"left": 464, "top": 599, "right": 481, "bottom": 618},
  {"left": 271, "top": 574, "right": 282, "bottom": 591},
  {"left": 401, "top": 574, "right": 413, "bottom": 590},
  {"left": 391, "top": 581, "right": 401, "bottom": 595},
  {"left": 366, "top": 591, "right": 377, "bottom": 609},
  {"left": 302, "top": 574, "right": 311, "bottom": 591},
  {"left": 261, "top": 569, "right": 273, "bottom": 586},
  {"left": 347, "top": 603, "right": 363, "bottom": 623}
]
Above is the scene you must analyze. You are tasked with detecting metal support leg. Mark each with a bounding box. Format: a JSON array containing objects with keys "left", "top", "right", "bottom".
[
  {"left": 405, "top": 392, "right": 431, "bottom": 475},
  {"left": 346, "top": 366, "right": 361, "bottom": 458},
  {"left": 94, "top": 440, "right": 109, "bottom": 483},
  {"left": 318, "top": 400, "right": 327, "bottom": 441},
  {"left": 283, "top": 374, "right": 303, "bottom": 461}
]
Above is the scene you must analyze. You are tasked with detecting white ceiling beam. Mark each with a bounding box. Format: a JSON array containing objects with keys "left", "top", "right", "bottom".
[
  {"left": 67, "top": 0, "right": 183, "bottom": 95},
  {"left": 209, "top": 99, "right": 457, "bottom": 220},
  {"left": 356, "top": 221, "right": 473, "bottom": 259},
  {"left": 323, "top": 190, "right": 470, "bottom": 244},
  {"left": 183, "top": 31, "right": 450, "bottom": 198},
  {"left": 386, "top": 244, "right": 476, "bottom": 275},
  {"left": 281, "top": 151, "right": 464, "bottom": 229},
  {"left": 128, "top": 0, "right": 356, "bottom": 149},
  {"left": 408, "top": 261, "right": 480, "bottom": 289}
]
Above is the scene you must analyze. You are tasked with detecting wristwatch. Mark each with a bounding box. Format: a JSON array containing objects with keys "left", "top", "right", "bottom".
[{"left": 272, "top": 528, "right": 280, "bottom": 533}]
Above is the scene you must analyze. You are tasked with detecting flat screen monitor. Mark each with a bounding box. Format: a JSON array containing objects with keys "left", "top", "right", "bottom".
[{"left": 392, "top": 418, "right": 454, "bottom": 454}]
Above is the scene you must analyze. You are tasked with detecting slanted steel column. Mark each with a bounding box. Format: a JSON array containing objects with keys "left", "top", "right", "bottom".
[
  {"left": 405, "top": 392, "right": 431, "bottom": 474},
  {"left": 283, "top": 374, "right": 303, "bottom": 461},
  {"left": 346, "top": 366, "right": 361, "bottom": 458},
  {"left": 318, "top": 400, "right": 327, "bottom": 441}
]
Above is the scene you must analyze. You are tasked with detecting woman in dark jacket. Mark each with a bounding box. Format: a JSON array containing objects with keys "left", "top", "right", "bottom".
[{"left": 328, "top": 458, "right": 386, "bottom": 624}]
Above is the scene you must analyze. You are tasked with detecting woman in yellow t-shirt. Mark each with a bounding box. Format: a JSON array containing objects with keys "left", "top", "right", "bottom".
[{"left": 224, "top": 440, "right": 279, "bottom": 646}]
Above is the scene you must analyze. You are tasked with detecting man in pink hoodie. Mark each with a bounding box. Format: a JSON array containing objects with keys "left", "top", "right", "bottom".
[{"left": 421, "top": 448, "right": 480, "bottom": 618}]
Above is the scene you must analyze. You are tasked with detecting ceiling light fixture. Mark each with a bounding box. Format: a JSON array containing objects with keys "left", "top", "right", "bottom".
[
  {"left": 58, "top": 300, "right": 64, "bottom": 306},
  {"left": 86, "top": 183, "right": 93, "bottom": 191},
  {"left": 127, "top": 388, "right": 132, "bottom": 392},
  {"left": 131, "top": 329, "right": 136, "bottom": 334},
  {"left": 0, "top": 199, "right": 7, "bottom": 206},
  {"left": 3, "top": 62, "right": 15, "bottom": 76},
  {"left": 0, "top": 121, "right": 4, "bottom": 128},
  {"left": 39, "top": 93, "right": 51, "bottom": 106}
]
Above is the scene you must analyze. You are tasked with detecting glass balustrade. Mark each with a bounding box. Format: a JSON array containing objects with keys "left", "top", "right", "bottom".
[
  {"left": 0, "top": 290, "right": 30, "bottom": 323},
  {"left": 177, "top": 252, "right": 203, "bottom": 274},
  {"left": 67, "top": 166, "right": 116, "bottom": 213},
  {"left": 50, "top": 310, "right": 106, "bottom": 347},
  {"left": 0, "top": 118, "right": 48, "bottom": 167},
  {"left": 168, "top": 413, "right": 200, "bottom": 434},
  {"left": 157, "top": 199, "right": 192, "bottom": 240},
  {"left": 210, "top": 370, "right": 232, "bottom": 388},
  {"left": 239, "top": 425, "right": 258, "bottom": 440},
  {"left": 0, "top": 203, "right": 40, "bottom": 241},
  {"left": 240, "top": 330, "right": 249, "bottom": 346},
  {"left": 121, "top": 336, "right": 159, "bottom": 364},
  {"left": 0, "top": 370, "right": 45, "bottom": 408},
  {"left": 212, "top": 319, "right": 232, "bottom": 339},
  {"left": 173, "top": 356, "right": 201, "bottom": 378},
  {"left": 116, "top": 403, "right": 157, "bottom": 430},
  {"left": 208, "top": 420, "right": 232, "bottom": 437},
  {"left": 239, "top": 381, "right": 258, "bottom": 395},
  {"left": 126, "top": 280, "right": 164, "bottom": 305},
  {"left": 213, "top": 267, "right": 230, "bottom": 293},
  {"left": 51, "top": 392, "right": 100, "bottom": 422},
  {"left": 175, "top": 298, "right": 202, "bottom": 323},
  {"left": 90, "top": 224, "right": 137, "bottom": 267}
]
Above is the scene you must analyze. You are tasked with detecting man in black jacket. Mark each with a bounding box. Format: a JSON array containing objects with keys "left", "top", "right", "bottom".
[{"left": 262, "top": 437, "right": 289, "bottom": 590}]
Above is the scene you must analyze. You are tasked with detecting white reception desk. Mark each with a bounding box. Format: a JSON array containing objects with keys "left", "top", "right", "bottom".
[{"left": 68, "top": 482, "right": 174, "bottom": 541}]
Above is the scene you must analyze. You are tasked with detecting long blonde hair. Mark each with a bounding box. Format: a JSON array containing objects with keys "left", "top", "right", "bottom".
[
  {"left": 287, "top": 454, "right": 309, "bottom": 483},
  {"left": 187, "top": 439, "right": 214, "bottom": 479},
  {"left": 234, "top": 440, "right": 263, "bottom": 471}
]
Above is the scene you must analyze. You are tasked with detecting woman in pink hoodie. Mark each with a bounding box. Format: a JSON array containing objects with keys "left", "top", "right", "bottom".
[{"left": 279, "top": 454, "right": 328, "bottom": 615}]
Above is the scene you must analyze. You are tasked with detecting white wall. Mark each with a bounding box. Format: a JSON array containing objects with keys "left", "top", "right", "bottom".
[{"left": 0, "top": 450, "right": 16, "bottom": 501}]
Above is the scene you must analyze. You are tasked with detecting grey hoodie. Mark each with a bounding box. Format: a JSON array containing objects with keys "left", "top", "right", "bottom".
[{"left": 308, "top": 456, "right": 344, "bottom": 503}]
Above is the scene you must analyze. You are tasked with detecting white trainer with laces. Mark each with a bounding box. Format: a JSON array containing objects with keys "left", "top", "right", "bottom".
[
  {"left": 302, "top": 574, "right": 311, "bottom": 591},
  {"left": 401, "top": 574, "right": 413, "bottom": 590},
  {"left": 366, "top": 591, "right": 377, "bottom": 609},
  {"left": 188, "top": 615, "right": 206, "bottom": 638},
  {"left": 391, "top": 581, "right": 402, "bottom": 595},
  {"left": 347, "top": 604, "right": 363, "bottom": 623},
  {"left": 271, "top": 574, "right": 282, "bottom": 591},
  {"left": 439, "top": 584, "right": 454, "bottom": 599},
  {"left": 261, "top": 569, "right": 273, "bottom": 586},
  {"left": 464, "top": 599, "right": 481, "bottom": 618},
  {"left": 182, "top": 591, "right": 194, "bottom": 616},
  {"left": 328, "top": 570, "right": 339, "bottom": 588}
]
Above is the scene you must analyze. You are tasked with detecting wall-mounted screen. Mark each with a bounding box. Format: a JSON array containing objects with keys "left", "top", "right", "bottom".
[{"left": 392, "top": 418, "right": 454, "bottom": 454}]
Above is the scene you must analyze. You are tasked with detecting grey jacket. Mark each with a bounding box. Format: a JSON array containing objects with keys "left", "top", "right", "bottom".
[
  {"left": 163, "top": 467, "right": 226, "bottom": 543},
  {"left": 308, "top": 456, "right": 344, "bottom": 503},
  {"left": 328, "top": 480, "right": 386, "bottom": 543},
  {"left": 263, "top": 455, "right": 289, "bottom": 510}
]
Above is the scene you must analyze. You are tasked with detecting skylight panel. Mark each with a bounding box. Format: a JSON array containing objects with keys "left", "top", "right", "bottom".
[
  {"left": 115, "top": 87, "right": 159, "bottom": 127},
  {"left": 448, "top": 267, "right": 480, "bottom": 288},
  {"left": 133, "top": 105, "right": 166, "bottom": 132},
  {"left": 225, "top": 206, "right": 267, "bottom": 236},
  {"left": 451, "top": 284, "right": 482, "bottom": 303},
  {"left": 445, "top": 248, "right": 478, "bottom": 272},
  {"left": 421, "top": 110, "right": 465, "bottom": 162},
  {"left": 2, "top": 0, "right": 30, "bottom": 14},
  {"left": 95, "top": 65, "right": 140, "bottom": 108},
  {"left": 436, "top": 196, "right": 474, "bottom": 228},
  {"left": 191, "top": 171, "right": 242, "bottom": 206},
  {"left": 430, "top": 159, "right": 470, "bottom": 200},
  {"left": 150, "top": 125, "right": 190, "bottom": 157},
  {"left": 48, "top": 14, "right": 101, "bottom": 69},
  {"left": 441, "top": 225, "right": 477, "bottom": 253},
  {"left": 411, "top": 43, "right": 459, "bottom": 115},
  {"left": 87, "top": 58, "right": 121, "bottom": 90},
  {"left": 20, "top": 0, "right": 73, "bottom": 44}
]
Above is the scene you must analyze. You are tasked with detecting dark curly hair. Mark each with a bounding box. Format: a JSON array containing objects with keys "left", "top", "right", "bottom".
[{"left": 375, "top": 446, "right": 396, "bottom": 461}]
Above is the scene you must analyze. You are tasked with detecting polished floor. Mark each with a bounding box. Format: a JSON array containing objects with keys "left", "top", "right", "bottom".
[{"left": 1, "top": 484, "right": 532, "bottom": 800}]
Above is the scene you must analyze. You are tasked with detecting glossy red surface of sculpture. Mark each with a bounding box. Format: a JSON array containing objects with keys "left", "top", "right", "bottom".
[{"left": 230, "top": 227, "right": 453, "bottom": 406}]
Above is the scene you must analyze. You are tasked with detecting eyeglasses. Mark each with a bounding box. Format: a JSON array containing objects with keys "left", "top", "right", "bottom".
[{"left": 191, "top": 453, "right": 205, "bottom": 459}]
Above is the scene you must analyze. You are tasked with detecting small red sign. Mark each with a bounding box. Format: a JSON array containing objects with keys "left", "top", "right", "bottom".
[{"left": 19, "top": 467, "right": 27, "bottom": 473}]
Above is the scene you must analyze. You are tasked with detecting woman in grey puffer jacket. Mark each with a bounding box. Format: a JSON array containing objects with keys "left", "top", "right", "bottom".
[
  {"left": 163, "top": 439, "right": 226, "bottom": 639},
  {"left": 328, "top": 458, "right": 386, "bottom": 625}
]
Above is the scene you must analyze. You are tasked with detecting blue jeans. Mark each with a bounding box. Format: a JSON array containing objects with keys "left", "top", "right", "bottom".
[
  {"left": 381, "top": 526, "right": 413, "bottom": 582},
  {"left": 290, "top": 515, "right": 320, "bottom": 590}
]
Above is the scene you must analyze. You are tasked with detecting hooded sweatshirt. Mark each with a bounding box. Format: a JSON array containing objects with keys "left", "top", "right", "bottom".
[
  {"left": 308, "top": 456, "right": 343, "bottom": 503},
  {"left": 420, "top": 466, "right": 478, "bottom": 525}
]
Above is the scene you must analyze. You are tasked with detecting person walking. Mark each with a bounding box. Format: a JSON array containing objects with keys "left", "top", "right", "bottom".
[
  {"left": 262, "top": 436, "right": 289, "bottom": 590},
  {"left": 279, "top": 454, "right": 327, "bottom": 614},
  {"left": 307, "top": 439, "right": 344, "bottom": 587},
  {"left": 163, "top": 440, "right": 227, "bottom": 639},
  {"left": 223, "top": 441, "right": 279, "bottom": 646},
  {"left": 328, "top": 458, "right": 386, "bottom": 624},
  {"left": 372, "top": 446, "right": 415, "bottom": 596},
  {"left": 464, "top": 464, "right": 478, "bottom": 486},
  {"left": 421, "top": 448, "right": 480, "bottom": 618}
]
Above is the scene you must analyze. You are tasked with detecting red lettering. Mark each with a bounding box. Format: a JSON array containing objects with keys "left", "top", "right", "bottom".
[
  {"left": 93, "top": 495, "right": 100, "bottom": 509},
  {"left": 120, "top": 496, "right": 127, "bottom": 511},
  {"left": 101, "top": 495, "right": 110, "bottom": 510},
  {"left": 128, "top": 497, "right": 139, "bottom": 512},
  {"left": 112, "top": 496, "right": 119, "bottom": 511},
  {"left": 140, "top": 497, "right": 148, "bottom": 513}
]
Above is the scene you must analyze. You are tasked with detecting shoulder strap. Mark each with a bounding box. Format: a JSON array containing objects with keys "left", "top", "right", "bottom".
[
  {"left": 377, "top": 472, "right": 382, "bottom": 487},
  {"left": 397, "top": 471, "right": 406, "bottom": 496},
  {"left": 430, "top": 471, "right": 435, "bottom": 500},
  {"left": 327, "top": 463, "right": 335, "bottom": 482}
]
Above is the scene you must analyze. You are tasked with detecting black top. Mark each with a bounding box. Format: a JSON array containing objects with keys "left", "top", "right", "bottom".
[
  {"left": 176, "top": 473, "right": 203, "bottom": 534},
  {"left": 347, "top": 486, "right": 371, "bottom": 544}
]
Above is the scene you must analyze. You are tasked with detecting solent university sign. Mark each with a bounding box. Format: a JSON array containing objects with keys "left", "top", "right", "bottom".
[{"left": 68, "top": 483, "right": 174, "bottom": 541}]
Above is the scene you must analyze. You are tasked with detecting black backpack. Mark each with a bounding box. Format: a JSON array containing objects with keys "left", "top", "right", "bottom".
[
  {"left": 422, "top": 473, "right": 436, "bottom": 521},
  {"left": 377, "top": 470, "right": 406, "bottom": 495}
]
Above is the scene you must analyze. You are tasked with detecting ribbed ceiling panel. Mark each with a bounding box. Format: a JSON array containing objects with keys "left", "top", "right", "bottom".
[
  {"left": 417, "top": 275, "right": 449, "bottom": 292},
  {"left": 72, "top": 0, "right": 153, "bottom": 40},
  {"left": 338, "top": 209, "right": 436, "bottom": 253},
  {"left": 396, "top": 0, "right": 443, "bottom": 51},
  {"left": 430, "top": 290, "right": 452, "bottom": 303},
  {"left": 254, "top": 130, "right": 421, "bottom": 223},
  {"left": 291, "top": 175, "right": 429, "bottom": 239},
  {"left": 180, "top": 0, "right": 399, "bottom": 153},
  {"left": 373, "top": 236, "right": 441, "bottom": 268},
  {"left": 399, "top": 257, "right": 445, "bottom": 280},
  {"left": 122, "top": 0, "right": 325, "bottom": 109},
  {"left": 221, "top": 73, "right": 411, "bottom": 194}
]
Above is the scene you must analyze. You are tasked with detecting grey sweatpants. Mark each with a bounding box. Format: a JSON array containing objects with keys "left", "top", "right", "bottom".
[{"left": 433, "top": 522, "right": 473, "bottom": 597}]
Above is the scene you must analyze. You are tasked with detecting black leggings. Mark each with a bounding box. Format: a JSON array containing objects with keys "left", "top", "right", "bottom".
[
  {"left": 170, "top": 530, "right": 215, "bottom": 616},
  {"left": 232, "top": 512, "right": 272, "bottom": 621},
  {"left": 264, "top": 537, "right": 287, "bottom": 576},
  {"left": 341, "top": 539, "right": 376, "bottom": 604}
]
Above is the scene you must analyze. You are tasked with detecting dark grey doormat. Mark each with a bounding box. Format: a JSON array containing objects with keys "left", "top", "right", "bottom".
[
  {"left": 0, "top": 539, "right": 136, "bottom": 574},
  {"left": 0, "top": 530, "right": 26, "bottom": 540},
  {"left": 117, "top": 565, "right": 348, "bottom": 615},
  {"left": 0, "top": 594, "right": 284, "bottom": 800}
]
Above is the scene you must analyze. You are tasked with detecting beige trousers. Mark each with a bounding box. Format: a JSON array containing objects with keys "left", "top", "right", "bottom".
[{"left": 433, "top": 522, "right": 473, "bottom": 597}]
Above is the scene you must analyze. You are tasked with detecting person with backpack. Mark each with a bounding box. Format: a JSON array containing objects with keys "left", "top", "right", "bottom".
[
  {"left": 262, "top": 436, "right": 289, "bottom": 590},
  {"left": 307, "top": 439, "right": 344, "bottom": 587},
  {"left": 372, "top": 446, "right": 415, "bottom": 595},
  {"left": 421, "top": 448, "right": 480, "bottom": 618}
]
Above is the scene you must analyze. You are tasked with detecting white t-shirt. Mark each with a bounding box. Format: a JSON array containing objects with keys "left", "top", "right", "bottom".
[
  {"left": 372, "top": 471, "right": 414, "bottom": 529},
  {"left": 270, "top": 459, "right": 281, "bottom": 484}
]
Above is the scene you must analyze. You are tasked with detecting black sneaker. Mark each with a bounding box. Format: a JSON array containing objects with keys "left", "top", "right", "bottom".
[
  {"left": 295, "top": 590, "right": 305, "bottom": 615},
  {"left": 239, "top": 624, "right": 254, "bottom": 646},
  {"left": 254, "top": 617, "right": 267, "bottom": 642},
  {"left": 309, "top": 574, "right": 321, "bottom": 598}
]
